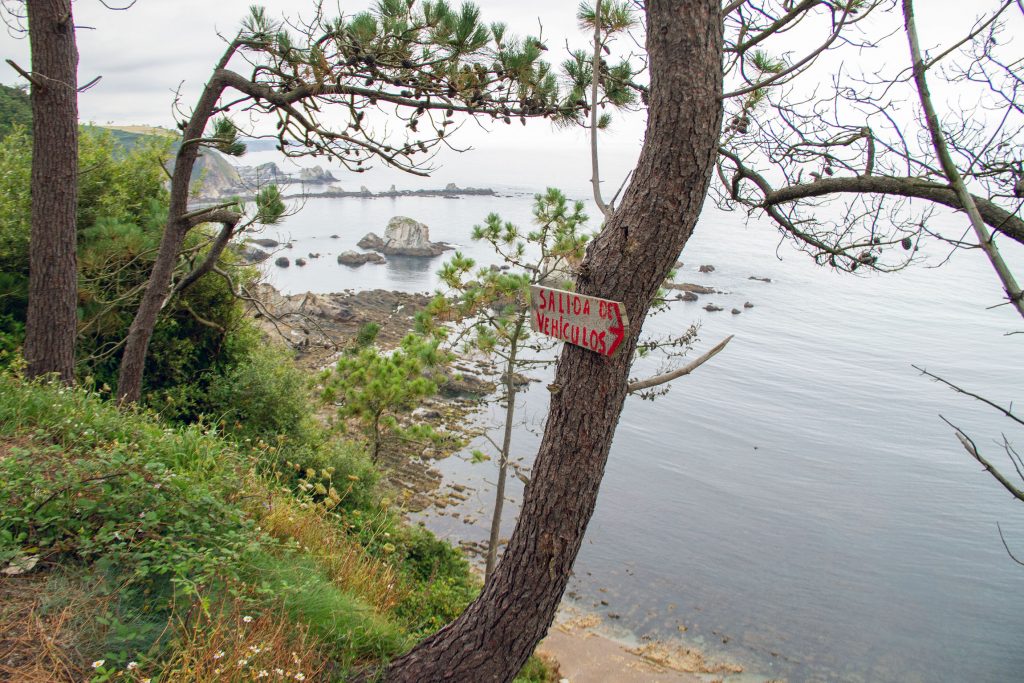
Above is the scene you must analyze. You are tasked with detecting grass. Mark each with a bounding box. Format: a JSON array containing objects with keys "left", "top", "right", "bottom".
[{"left": 0, "top": 371, "right": 558, "bottom": 681}]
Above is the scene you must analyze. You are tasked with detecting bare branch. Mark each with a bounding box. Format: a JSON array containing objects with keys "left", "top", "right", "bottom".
[
  {"left": 627, "top": 335, "right": 733, "bottom": 394},
  {"left": 944, "top": 419, "right": 1024, "bottom": 503},
  {"left": 914, "top": 365, "right": 1024, "bottom": 428}
]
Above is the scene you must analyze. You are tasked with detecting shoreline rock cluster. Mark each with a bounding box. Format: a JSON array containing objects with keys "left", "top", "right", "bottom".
[{"left": 244, "top": 215, "right": 454, "bottom": 268}]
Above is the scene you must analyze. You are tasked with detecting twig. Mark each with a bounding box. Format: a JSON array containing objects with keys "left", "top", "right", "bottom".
[
  {"left": 5, "top": 58, "right": 41, "bottom": 88},
  {"left": 914, "top": 365, "right": 1023, "bottom": 427},
  {"left": 627, "top": 335, "right": 733, "bottom": 394},
  {"left": 943, "top": 417, "right": 1024, "bottom": 504},
  {"left": 997, "top": 522, "right": 1024, "bottom": 566}
]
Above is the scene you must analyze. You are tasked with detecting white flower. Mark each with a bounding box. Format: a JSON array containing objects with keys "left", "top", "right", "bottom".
[
  {"left": 258, "top": 671, "right": 269, "bottom": 679},
  {"left": 213, "top": 650, "right": 225, "bottom": 659},
  {"left": 127, "top": 661, "right": 138, "bottom": 670},
  {"left": 238, "top": 658, "right": 249, "bottom": 667},
  {"left": 242, "top": 615, "right": 254, "bottom": 623},
  {"left": 294, "top": 674, "right": 306, "bottom": 681},
  {"left": 91, "top": 660, "right": 105, "bottom": 669},
  {"left": 275, "top": 669, "right": 285, "bottom": 676}
]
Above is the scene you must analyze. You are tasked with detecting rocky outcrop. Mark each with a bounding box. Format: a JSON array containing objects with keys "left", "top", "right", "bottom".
[
  {"left": 338, "top": 251, "right": 386, "bottom": 266},
  {"left": 664, "top": 281, "right": 717, "bottom": 294},
  {"left": 237, "top": 245, "right": 270, "bottom": 263},
  {"left": 275, "top": 257, "right": 290, "bottom": 268},
  {"left": 251, "top": 238, "right": 280, "bottom": 248},
  {"left": 298, "top": 166, "right": 336, "bottom": 184},
  {"left": 703, "top": 303, "right": 723, "bottom": 312},
  {"left": 699, "top": 264, "right": 716, "bottom": 273},
  {"left": 357, "top": 233, "right": 385, "bottom": 250},
  {"left": 358, "top": 216, "right": 452, "bottom": 257}
]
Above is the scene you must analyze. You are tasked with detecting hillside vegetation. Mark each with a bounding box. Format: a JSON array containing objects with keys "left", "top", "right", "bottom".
[{"left": 0, "top": 371, "right": 552, "bottom": 681}]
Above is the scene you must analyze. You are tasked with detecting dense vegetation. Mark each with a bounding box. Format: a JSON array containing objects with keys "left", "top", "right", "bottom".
[
  {"left": 0, "top": 84, "right": 31, "bottom": 138},
  {"left": 0, "top": 111, "right": 552, "bottom": 681},
  {"left": 0, "top": 371, "right": 497, "bottom": 680}
]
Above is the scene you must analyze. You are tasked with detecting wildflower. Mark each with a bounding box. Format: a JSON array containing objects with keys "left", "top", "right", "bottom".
[
  {"left": 213, "top": 650, "right": 225, "bottom": 659},
  {"left": 258, "top": 672, "right": 269, "bottom": 679},
  {"left": 142, "top": 679, "right": 151, "bottom": 683},
  {"left": 275, "top": 669, "right": 285, "bottom": 676},
  {"left": 214, "top": 668, "right": 222, "bottom": 675},
  {"left": 127, "top": 661, "right": 138, "bottom": 670},
  {"left": 243, "top": 615, "right": 254, "bottom": 623},
  {"left": 238, "top": 658, "right": 249, "bottom": 667},
  {"left": 91, "top": 660, "right": 105, "bottom": 669},
  {"left": 295, "top": 674, "right": 306, "bottom": 681}
]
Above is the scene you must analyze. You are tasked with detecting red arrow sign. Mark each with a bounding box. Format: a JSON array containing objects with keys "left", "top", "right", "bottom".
[{"left": 529, "top": 285, "right": 629, "bottom": 357}]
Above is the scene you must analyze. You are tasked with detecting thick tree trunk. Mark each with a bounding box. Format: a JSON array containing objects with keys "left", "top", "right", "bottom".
[
  {"left": 24, "top": 0, "right": 78, "bottom": 383},
  {"left": 116, "top": 77, "right": 225, "bottom": 404},
  {"left": 381, "top": 2, "right": 723, "bottom": 681}
]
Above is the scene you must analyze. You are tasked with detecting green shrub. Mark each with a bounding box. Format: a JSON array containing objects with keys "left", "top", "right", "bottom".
[
  {"left": 204, "top": 342, "right": 315, "bottom": 443},
  {"left": 276, "top": 438, "right": 381, "bottom": 512},
  {"left": 0, "top": 374, "right": 269, "bottom": 593}
]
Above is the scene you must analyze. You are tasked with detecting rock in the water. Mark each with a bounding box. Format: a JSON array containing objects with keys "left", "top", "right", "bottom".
[
  {"left": 681, "top": 291, "right": 699, "bottom": 302},
  {"left": 330, "top": 234, "right": 340, "bottom": 239},
  {"left": 731, "top": 308, "right": 741, "bottom": 315},
  {"left": 298, "top": 165, "right": 336, "bottom": 183},
  {"left": 338, "top": 250, "right": 386, "bottom": 266},
  {"left": 664, "top": 281, "right": 716, "bottom": 294},
  {"left": 238, "top": 245, "right": 270, "bottom": 263},
  {"left": 357, "top": 232, "right": 386, "bottom": 250},
  {"left": 744, "top": 301, "right": 754, "bottom": 308},
  {"left": 357, "top": 216, "right": 452, "bottom": 257},
  {"left": 704, "top": 303, "right": 723, "bottom": 312},
  {"left": 439, "top": 372, "right": 496, "bottom": 398},
  {"left": 295, "top": 258, "right": 307, "bottom": 267},
  {"left": 699, "top": 264, "right": 716, "bottom": 273},
  {"left": 275, "top": 256, "right": 290, "bottom": 268},
  {"left": 251, "top": 238, "right": 280, "bottom": 248},
  {"left": 749, "top": 276, "right": 772, "bottom": 283},
  {"left": 674, "top": 260, "right": 684, "bottom": 268}
]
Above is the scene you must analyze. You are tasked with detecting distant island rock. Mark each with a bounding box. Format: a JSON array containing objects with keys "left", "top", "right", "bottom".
[{"left": 358, "top": 217, "right": 452, "bottom": 257}]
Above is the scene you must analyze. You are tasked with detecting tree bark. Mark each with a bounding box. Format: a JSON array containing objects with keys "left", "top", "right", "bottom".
[
  {"left": 381, "top": 1, "right": 723, "bottom": 680},
  {"left": 115, "top": 75, "right": 226, "bottom": 404},
  {"left": 24, "top": 0, "right": 78, "bottom": 384}
]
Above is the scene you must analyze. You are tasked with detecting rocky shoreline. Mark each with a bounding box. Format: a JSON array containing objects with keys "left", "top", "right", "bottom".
[{"left": 250, "top": 280, "right": 761, "bottom": 682}]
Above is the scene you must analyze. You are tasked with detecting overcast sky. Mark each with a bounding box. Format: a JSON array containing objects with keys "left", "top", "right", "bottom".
[{"left": 0, "top": 1, "right": 1007, "bottom": 193}]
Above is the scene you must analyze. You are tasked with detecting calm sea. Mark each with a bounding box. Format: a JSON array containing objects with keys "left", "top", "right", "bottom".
[{"left": 254, "top": 167, "right": 1023, "bottom": 682}]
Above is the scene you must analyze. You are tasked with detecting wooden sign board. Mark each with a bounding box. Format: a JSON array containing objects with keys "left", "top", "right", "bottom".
[{"left": 529, "top": 285, "right": 629, "bottom": 357}]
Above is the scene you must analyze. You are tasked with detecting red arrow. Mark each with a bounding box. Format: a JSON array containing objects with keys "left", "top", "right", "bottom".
[{"left": 605, "top": 301, "right": 626, "bottom": 357}]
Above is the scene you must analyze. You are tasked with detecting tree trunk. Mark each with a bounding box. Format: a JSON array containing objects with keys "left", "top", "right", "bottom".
[
  {"left": 24, "top": 0, "right": 78, "bottom": 384},
  {"left": 485, "top": 321, "right": 523, "bottom": 580},
  {"left": 381, "top": 2, "right": 724, "bottom": 681},
  {"left": 116, "top": 76, "right": 225, "bottom": 404}
]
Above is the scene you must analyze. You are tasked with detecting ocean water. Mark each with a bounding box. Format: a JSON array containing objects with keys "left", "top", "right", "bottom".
[{"left": 256, "top": 185, "right": 1024, "bottom": 682}]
